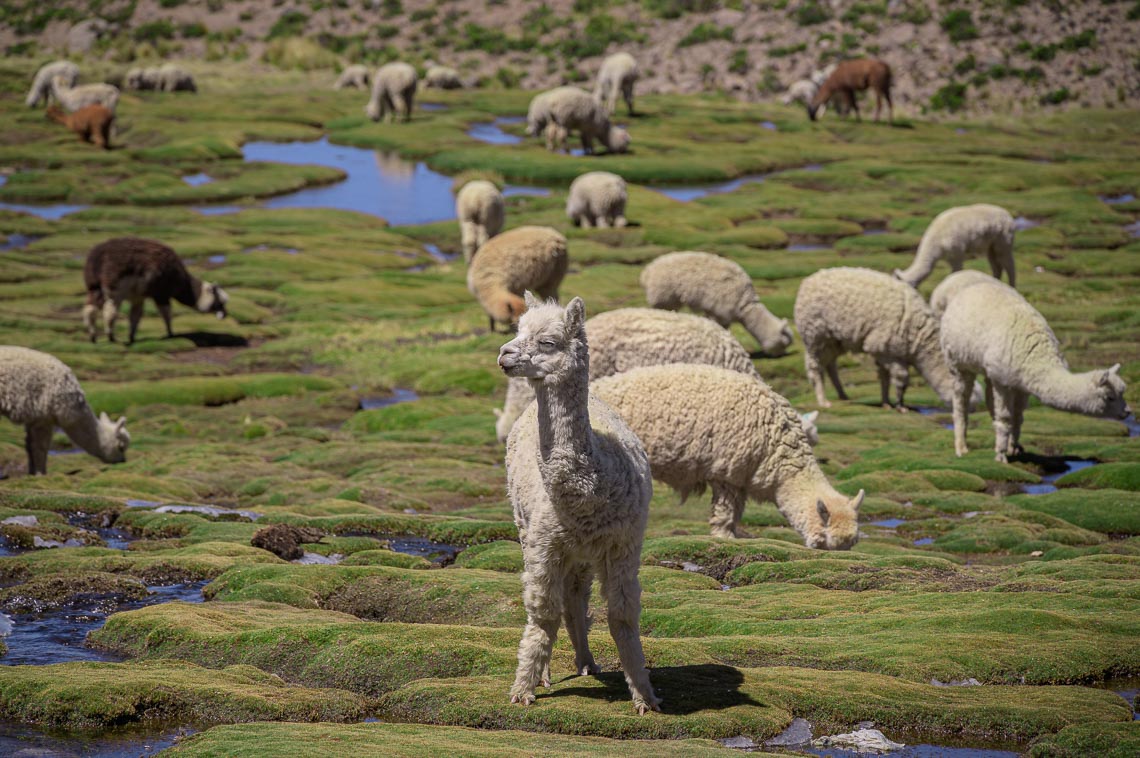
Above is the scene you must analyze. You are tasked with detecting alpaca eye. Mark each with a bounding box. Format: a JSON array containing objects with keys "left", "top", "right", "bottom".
[{"left": 539, "top": 340, "right": 556, "bottom": 349}]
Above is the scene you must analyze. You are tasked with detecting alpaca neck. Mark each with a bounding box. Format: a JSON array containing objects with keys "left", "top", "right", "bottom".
[
  {"left": 1029, "top": 364, "right": 1100, "bottom": 414},
  {"left": 58, "top": 407, "right": 111, "bottom": 461},
  {"left": 772, "top": 466, "right": 826, "bottom": 536},
  {"left": 174, "top": 275, "right": 205, "bottom": 310},
  {"left": 912, "top": 327, "right": 958, "bottom": 406},
  {"left": 532, "top": 348, "right": 595, "bottom": 500},
  {"left": 739, "top": 302, "right": 773, "bottom": 347},
  {"left": 898, "top": 246, "right": 935, "bottom": 284}
]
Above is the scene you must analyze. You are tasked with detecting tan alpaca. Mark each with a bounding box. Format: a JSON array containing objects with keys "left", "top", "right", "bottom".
[
  {"left": 47, "top": 104, "right": 114, "bottom": 149},
  {"left": 499, "top": 293, "right": 660, "bottom": 715}
]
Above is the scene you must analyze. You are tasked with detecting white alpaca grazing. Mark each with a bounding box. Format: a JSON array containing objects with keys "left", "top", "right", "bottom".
[
  {"left": 0, "top": 346, "right": 130, "bottom": 475},
  {"left": 940, "top": 280, "right": 1130, "bottom": 462},
  {"left": 499, "top": 294, "right": 660, "bottom": 715}
]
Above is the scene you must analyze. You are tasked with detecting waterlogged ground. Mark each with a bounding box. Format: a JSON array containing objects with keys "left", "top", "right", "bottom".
[{"left": 0, "top": 61, "right": 1138, "bottom": 756}]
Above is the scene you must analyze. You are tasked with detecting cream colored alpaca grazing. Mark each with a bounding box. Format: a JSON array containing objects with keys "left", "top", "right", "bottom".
[
  {"left": 499, "top": 294, "right": 659, "bottom": 715},
  {"left": 894, "top": 204, "right": 1016, "bottom": 288},
  {"left": 940, "top": 280, "right": 1130, "bottom": 462},
  {"left": 591, "top": 364, "right": 861, "bottom": 545},
  {"left": 0, "top": 346, "right": 129, "bottom": 475},
  {"left": 50, "top": 75, "right": 120, "bottom": 113}
]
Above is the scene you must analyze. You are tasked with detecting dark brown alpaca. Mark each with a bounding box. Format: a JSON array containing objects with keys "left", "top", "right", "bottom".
[
  {"left": 84, "top": 237, "right": 229, "bottom": 345},
  {"left": 46, "top": 104, "right": 114, "bottom": 149},
  {"left": 808, "top": 59, "right": 893, "bottom": 123}
]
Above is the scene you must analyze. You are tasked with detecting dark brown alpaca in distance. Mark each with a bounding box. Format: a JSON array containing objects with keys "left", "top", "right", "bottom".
[
  {"left": 46, "top": 104, "right": 114, "bottom": 149},
  {"left": 808, "top": 59, "right": 893, "bottom": 123},
  {"left": 84, "top": 237, "right": 229, "bottom": 345}
]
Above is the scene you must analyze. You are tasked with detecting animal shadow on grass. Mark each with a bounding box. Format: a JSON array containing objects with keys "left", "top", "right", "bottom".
[
  {"left": 1014, "top": 450, "right": 1094, "bottom": 474},
  {"left": 548, "top": 663, "right": 760, "bottom": 715},
  {"left": 166, "top": 331, "right": 249, "bottom": 348}
]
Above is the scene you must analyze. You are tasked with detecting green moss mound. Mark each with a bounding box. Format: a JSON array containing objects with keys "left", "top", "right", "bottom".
[
  {"left": 166, "top": 722, "right": 738, "bottom": 757},
  {"left": 0, "top": 660, "right": 369, "bottom": 729},
  {"left": 1009, "top": 490, "right": 1140, "bottom": 535},
  {"left": 1029, "top": 721, "right": 1140, "bottom": 757}
]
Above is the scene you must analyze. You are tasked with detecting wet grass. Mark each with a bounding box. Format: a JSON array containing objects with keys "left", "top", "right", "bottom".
[{"left": 0, "top": 59, "right": 1137, "bottom": 753}]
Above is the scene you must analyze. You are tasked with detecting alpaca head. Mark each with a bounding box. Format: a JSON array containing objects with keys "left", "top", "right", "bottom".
[
  {"left": 1088, "top": 363, "right": 1130, "bottom": 419},
  {"left": 96, "top": 412, "right": 130, "bottom": 463},
  {"left": 806, "top": 488, "right": 862, "bottom": 550},
  {"left": 761, "top": 318, "right": 794, "bottom": 356},
  {"left": 196, "top": 281, "right": 229, "bottom": 319},
  {"left": 498, "top": 293, "right": 587, "bottom": 385},
  {"left": 606, "top": 126, "right": 631, "bottom": 154},
  {"left": 364, "top": 99, "right": 381, "bottom": 122},
  {"left": 45, "top": 105, "right": 65, "bottom": 124}
]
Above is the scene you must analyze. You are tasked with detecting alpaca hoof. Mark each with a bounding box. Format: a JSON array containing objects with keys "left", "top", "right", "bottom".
[
  {"left": 896, "top": 405, "right": 909, "bottom": 414},
  {"left": 539, "top": 677, "right": 551, "bottom": 688},
  {"left": 881, "top": 402, "right": 893, "bottom": 410},
  {"left": 634, "top": 699, "right": 661, "bottom": 715},
  {"left": 955, "top": 446, "right": 968, "bottom": 457},
  {"left": 579, "top": 663, "right": 601, "bottom": 676},
  {"left": 819, "top": 400, "right": 832, "bottom": 409},
  {"left": 510, "top": 692, "right": 536, "bottom": 706},
  {"left": 995, "top": 452, "right": 1008, "bottom": 463}
]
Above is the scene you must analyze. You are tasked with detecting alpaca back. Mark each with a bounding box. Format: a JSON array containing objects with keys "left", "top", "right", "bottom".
[
  {"left": 0, "top": 346, "right": 84, "bottom": 425},
  {"left": 85, "top": 237, "right": 197, "bottom": 306}
]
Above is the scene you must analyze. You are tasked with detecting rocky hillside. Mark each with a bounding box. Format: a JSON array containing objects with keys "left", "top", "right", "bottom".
[{"left": 3, "top": 0, "right": 1139, "bottom": 116}]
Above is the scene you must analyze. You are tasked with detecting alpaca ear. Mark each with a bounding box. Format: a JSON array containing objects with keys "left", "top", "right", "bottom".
[
  {"left": 116, "top": 416, "right": 127, "bottom": 430},
  {"left": 564, "top": 297, "right": 586, "bottom": 334},
  {"left": 804, "top": 410, "right": 819, "bottom": 423},
  {"left": 1099, "top": 370, "right": 1114, "bottom": 387},
  {"left": 1109, "top": 363, "right": 1121, "bottom": 376},
  {"left": 99, "top": 411, "right": 110, "bottom": 423},
  {"left": 892, "top": 269, "right": 904, "bottom": 280},
  {"left": 492, "top": 408, "right": 502, "bottom": 418},
  {"left": 523, "top": 291, "right": 540, "bottom": 310},
  {"left": 816, "top": 500, "right": 830, "bottom": 526},
  {"left": 850, "top": 489, "right": 865, "bottom": 513}
]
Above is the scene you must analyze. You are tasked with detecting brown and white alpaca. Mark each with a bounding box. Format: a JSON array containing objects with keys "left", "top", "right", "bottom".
[
  {"left": 499, "top": 293, "right": 660, "bottom": 715},
  {"left": 50, "top": 75, "right": 120, "bottom": 113},
  {"left": 46, "top": 104, "right": 114, "bottom": 149},
  {"left": 0, "top": 346, "right": 129, "bottom": 475},
  {"left": 941, "top": 280, "right": 1130, "bottom": 462},
  {"left": 83, "top": 237, "right": 229, "bottom": 345},
  {"left": 808, "top": 58, "right": 892, "bottom": 123}
]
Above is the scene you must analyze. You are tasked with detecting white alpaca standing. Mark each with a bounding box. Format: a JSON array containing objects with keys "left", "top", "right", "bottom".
[
  {"left": 499, "top": 294, "right": 659, "bottom": 715},
  {"left": 0, "top": 346, "right": 130, "bottom": 475},
  {"left": 940, "top": 280, "right": 1130, "bottom": 462},
  {"left": 26, "top": 60, "right": 79, "bottom": 107},
  {"left": 594, "top": 52, "right": 638, "bottom": 115},
  {"left": 50, "top": 76, "right": 120, "bottom": 113}
]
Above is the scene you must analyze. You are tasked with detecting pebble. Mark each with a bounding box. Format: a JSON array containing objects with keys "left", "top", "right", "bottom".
[
  {"left": 764, "top": 717, "right": 813, "bottom": 747},
  {"left": 813, "top": 728, "right": 905, "bottom": 753},
  {"left": 1, "top": 516, "right": 39, "bottom": 527}
]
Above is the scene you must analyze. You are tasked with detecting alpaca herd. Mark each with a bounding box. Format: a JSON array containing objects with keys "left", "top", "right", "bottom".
[{"left": 3, "top": 52, "right": 1132, "bottom": 720}]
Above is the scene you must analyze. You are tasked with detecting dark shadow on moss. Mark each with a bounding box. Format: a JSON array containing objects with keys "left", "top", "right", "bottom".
[
  {"left": 168, "top": 332, "right": 251, "bottom": 348},
  {"left": 546, "top": 664, "right": 760, "bottom": 716}
]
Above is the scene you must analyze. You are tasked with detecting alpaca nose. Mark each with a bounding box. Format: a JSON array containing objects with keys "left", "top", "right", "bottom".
[{"left": 498, "top": 343, "right": 524, "bottom": 370}]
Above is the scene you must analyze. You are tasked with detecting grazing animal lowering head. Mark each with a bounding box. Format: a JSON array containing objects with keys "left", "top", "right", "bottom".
[
  {"left": 197, "top": 281, "right": 229, "bottom": 319},
  {"left": 808, "top": 489, "right": 863, "bottom": 550},
  {"left": 45, "top": 105, "right": 66, "bottom": 125},
  {"left": 364, "top": 100, "right": 381, "bottom": 122},
  {"left": 763, "top": 318, "right": 794, "bottom": 356},
  {"left": 97, "top": 412, "right": 131, "bottom": 463},
  {"left": 1090, "top": 363, "right": 1130, "bottom": 419},
  {"left": 606, "top": 125, "right": 631, "bottom": 154},
  {"left": 498, "top": 293, "right": 587, "bottom": 384}
]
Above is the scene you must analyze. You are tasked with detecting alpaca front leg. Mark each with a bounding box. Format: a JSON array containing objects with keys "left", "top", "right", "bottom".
[
  {"left": 510, "top": 567, "right": 562, "bottom": 705},
  {"left": 128, "top": 299, "right": 145, "bottom": 345},
  {"left": 101, "top": 298, "right": 120, "bottom": 342},
  {"left": 25, "top": 421, "right": 53, "bottom": 476},
  {"left": 83, "top": 301, "right": 99, "bottom": 343},
  {"left": 709, "top": 482, "right": 746, "bottom": 538},
  {"left": 825, "top": 360, "right": 849, "bottom": 401},
  {"left": 157, "top": 302, "right": 175, "bottom": 338},
  {"left": 600, "top": 562, "right": 660, "bottom": 715},
  {"left": 562, "top": 565, "right": 599, "bottom": 676},
  {"left": 804, "top": 351, "right": 831, "bottom": 408},
  {"left": 1009, "top": 389, "right": 1028, "bottom": 457},
  {"left": 876, "top": 363, "right": 892, "bottom": 409},
  {"left": 890, "top": 362, "right": 910, "bottom": 411},
  {"left": 989, "top": 382, "right": 1014, "bottom": 463},
  {"left": 951, "top": 368, "right": 975, "bottom": 457}
]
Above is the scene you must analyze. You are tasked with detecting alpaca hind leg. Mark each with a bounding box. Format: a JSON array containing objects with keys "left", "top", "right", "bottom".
[
  {"left": 623, "top": 82, "right": 634, "bottom": 115},
  {"left": 989, "top": 381, "right": 1014, "bottom": 463},
  {"left": 600, "top": 559, "right": 660, "bottom": 714},
  {"left": 83, "top": 294, "right": 102, "bottom": 342},
  {"left": 876, "top": 362, "right": 892, "bottom": 409},
  {"left": 25, "top": 421, "right": 53, "bottom": 476},
  {"left": 562, "top": 565, "right": 599, "bottom": 676},
  {"left": 460, "top": 221, "right": 479, "bottom": 263},
  {"left": 510, "top": 566, "right": 562, "bottom": 704},
  {"left": 951, "top": 368, "right": 976, "bottom": 457},
  {"left": 709, "top": 482, "right": 747, "bottom": 538},
  {"left": 804, "top": 350, "right": 831, "bottom": 407}
]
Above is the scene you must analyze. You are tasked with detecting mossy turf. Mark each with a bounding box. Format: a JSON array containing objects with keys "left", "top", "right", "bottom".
[
  {"left": 0, "top": 59, "right": 1137, "bottom": 753},
  {"left": 0, "top": 660, "right": 369, "bottom": 729},
  {"left": 164, "top": 722, "right": 741, "bottom": 758}
]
